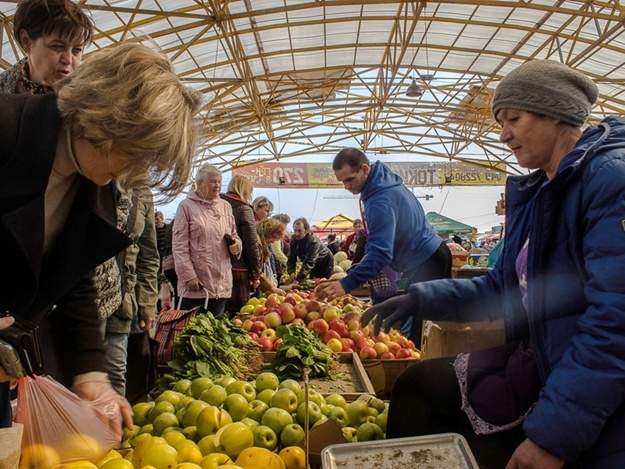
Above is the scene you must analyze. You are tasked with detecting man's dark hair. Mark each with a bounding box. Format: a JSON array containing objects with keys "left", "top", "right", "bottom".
[
  {"left": 332, "top": 148, "right": 370, "bottom": 171},
  {"left": 353, "top": 218, "right": 362, "bottom": 227},
  {"left": 293, "top": 217, "right": 310, "bottom": 231},
  {"left": 14, "top": 0, "right": 94, "bottom": 50},
  {"left": 327, "top": 233, "right": 337, "bottom": 241}
]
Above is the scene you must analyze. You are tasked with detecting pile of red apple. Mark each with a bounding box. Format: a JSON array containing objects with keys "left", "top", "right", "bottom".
[{"left": 233, "top": 293, "right": 420, "bottom": 360}]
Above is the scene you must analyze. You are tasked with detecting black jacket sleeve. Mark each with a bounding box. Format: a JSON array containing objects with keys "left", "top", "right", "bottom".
[{"left": 297, "top": 235, "right": 323, "bottom": 281}]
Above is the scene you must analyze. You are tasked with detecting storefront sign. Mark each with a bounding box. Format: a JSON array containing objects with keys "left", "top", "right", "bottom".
[{"left": 233, "top": 161, "right": 506, "bottom": 187}]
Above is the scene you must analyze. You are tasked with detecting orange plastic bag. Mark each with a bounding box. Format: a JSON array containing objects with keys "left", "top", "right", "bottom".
[{"left": 15, "top": 375, "right": 121, "bottom": 464}]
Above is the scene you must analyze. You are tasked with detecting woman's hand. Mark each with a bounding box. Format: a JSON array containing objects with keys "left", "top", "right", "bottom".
[
  {"left": 74, "top": 381, "right": 134, "bottom": 429},
  {"left": 360, "top": 293, "right": 419, "bottom": 336},
  {"left": 506, "top": 439, "right": 564, "bottom": 469},
  {"left": 251, "top": 278, "right": 261, "bottom": 289},
  {"left": 0, "top": 315, "right": 15, "bottom": 383},
  {"left": 229, "top": 239, "right": 242, "bottom": 257},
  {"left": 185, "top": 277, "right": 203, "bottom": 291}
]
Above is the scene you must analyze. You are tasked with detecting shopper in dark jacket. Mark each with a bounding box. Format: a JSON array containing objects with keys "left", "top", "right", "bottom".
[
  {"left": 155, "top": 211, "right": 177, "bottom": 297},
  {"left": 0, "top": 43, "right": 200, "bottom": 427},
  {"left": 222, "top": 175, "right": 262, "bottom": 315},
  {"left": 362, "top": 60, "right": 625, "bottom": 469},
  {"left": 287, "top": 218, "right": 334, "bottom": 282}
]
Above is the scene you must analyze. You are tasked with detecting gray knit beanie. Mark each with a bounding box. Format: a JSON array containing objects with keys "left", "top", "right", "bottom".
[{"left": 492, "top": 60, "right": 598, "bottom": 126}]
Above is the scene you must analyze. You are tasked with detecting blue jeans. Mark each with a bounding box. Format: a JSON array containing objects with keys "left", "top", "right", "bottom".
[{"left": 104, "top": 332, "right": 129, "bottom": 396}]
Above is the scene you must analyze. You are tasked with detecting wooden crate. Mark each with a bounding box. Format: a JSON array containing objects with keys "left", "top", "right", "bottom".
[{"left": 262, "top": 351, "right": 376, "bottom": 400}]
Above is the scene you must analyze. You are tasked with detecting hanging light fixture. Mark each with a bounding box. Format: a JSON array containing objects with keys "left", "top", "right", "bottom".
[{"left": 406, "top": 77, "right": 423, "bottom": 97}]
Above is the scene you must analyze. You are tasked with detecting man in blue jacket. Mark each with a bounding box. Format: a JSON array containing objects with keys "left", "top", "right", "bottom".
[{"left": 316, "top": 149, "right": 451, "bottom": 338}]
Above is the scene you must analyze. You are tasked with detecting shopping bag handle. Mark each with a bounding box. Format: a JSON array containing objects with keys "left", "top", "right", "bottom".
[{"left": 177, "top": 287, "right": 210, "bottom": 311}]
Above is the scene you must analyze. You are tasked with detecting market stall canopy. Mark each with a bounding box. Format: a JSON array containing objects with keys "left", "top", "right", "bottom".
[
  {"left": 426, "top": 212, "right": 475, "bottom": 235},
  {"left": 313, "top": 214, "right": 356, "bottom": 234},
  {"left": 2, "top": 1, "right": 623, "bottom": 175}
]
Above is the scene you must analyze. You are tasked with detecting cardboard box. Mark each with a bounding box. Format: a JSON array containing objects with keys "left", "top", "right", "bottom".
[
  {"left": 421, "top": 320, "right": 505, "bottom": 359},
  {"left": 302, "top": 420, "right": 348, "bottom": 468}
]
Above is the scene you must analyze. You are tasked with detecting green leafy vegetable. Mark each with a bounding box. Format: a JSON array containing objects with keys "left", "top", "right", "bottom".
[{"left": 272, "top": 325, "right": 337, "bottom": 380}]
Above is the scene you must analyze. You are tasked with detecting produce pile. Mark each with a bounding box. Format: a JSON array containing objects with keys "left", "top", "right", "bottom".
[
  {"left": 113, "top": 374, "right": 387, "bottom": 468},
  {"left": 163, "top": 312, "right": 263, "bottom": 386},
  {"left": 235, "top": 292, "right": 420, "bottom": 360}
]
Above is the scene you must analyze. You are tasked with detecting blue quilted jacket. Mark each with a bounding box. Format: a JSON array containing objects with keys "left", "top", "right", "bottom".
[{"left": 408, "top": 117, "right": 625, "bottom": 466}]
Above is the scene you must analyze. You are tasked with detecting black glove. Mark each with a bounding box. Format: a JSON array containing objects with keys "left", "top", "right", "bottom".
[{"left": 360, "top": 293, "right": 419, "bottom": 336}]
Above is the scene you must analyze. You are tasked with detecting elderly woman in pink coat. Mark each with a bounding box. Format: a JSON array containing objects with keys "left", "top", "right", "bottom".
[{"left": 173, "top": 164, "right": 242, "bottom": 315}]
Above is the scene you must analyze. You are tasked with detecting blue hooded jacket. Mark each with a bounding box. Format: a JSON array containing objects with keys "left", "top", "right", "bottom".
[
  {"left": 407, "top": 117, "right": 625, "bottom": 466},
  {"left": 340, "top": 161, "right": 441, "bottom": 292}
]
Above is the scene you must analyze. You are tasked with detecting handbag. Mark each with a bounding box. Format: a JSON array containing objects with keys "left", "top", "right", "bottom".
[
  {"left": 154, "top": 289, "right": 209, "bottom": 370},
  {"left": 0, "top": 317, "right": 44, "bottom": 376}
]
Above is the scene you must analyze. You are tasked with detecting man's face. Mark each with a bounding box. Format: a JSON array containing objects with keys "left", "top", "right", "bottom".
[
  {"left": 155, "top": 213, "right": 165, "bottom": 226},
  {"left": 293, "top": 222, "right": 306, "bottom": 239},
  {"left": 353, "top": 221, "right": 363, "bottom": 232},
  {"left": 334, "top": 164, "right": 370, "bottom": 194}
]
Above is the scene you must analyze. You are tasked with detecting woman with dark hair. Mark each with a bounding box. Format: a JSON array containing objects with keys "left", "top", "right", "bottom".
[
  {"left": 363, "top": 60, "right": 625, "bottom": 468},
  {"left": 0, "top": 0, "right": 94, "bottom": 94}
]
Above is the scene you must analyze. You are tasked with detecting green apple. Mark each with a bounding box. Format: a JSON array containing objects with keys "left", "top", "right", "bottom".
[
  {"left": 183, "top": 400, "right": 210, "bottom": 428},
  {"left": 226, "top": 380, "right": 256, "bottom": 402},
  {"left": 214, "top": 375, "right": 236, "bottom": 388},
  {"left": 356, "top": 422, "right": 383, "bottom": 442},
  {"left": 162, "top": 429, "right": 186, "bottom": 447},
  {"left": 129, "top": 432, "right": 151, "bottom": 447},
  {"left": 341, "top": 426, "right": 357, "bottom": 442},
  {"left": 320, "top": 404, "right": 333, "bottom": 416},
  {"left": 367, "top": 407, "right": 379, "bottom": 418},
  {"left": 156, "top": 390, "right": 184, "bottom": 408},
  {"left": 312, "top": 416, "right": 328, "bottom": 428},
  {"left": 200, "top": 385, "right": 227, "bottom": 407},
  {"left": 280, "top": 423, "right": 305, "bottom": 446},
  {"left": 123, "top": 426, "right": 140, "bottom": 441},
  {"left": 173, "top": 378, "right": 193, "bottom": 395},
  {"left": 174, "top": 439, "right": 203, "bottom": 464},
  {"left": 140, "top": 442, "right": 177, "bottom": 468},
  {"left": 176, "top": 395, "right": 195, "bottom": 411},
  {"left": 197, "top": 434, "right": 218, "bottom": 456},
  {"left": 297, "top": 389, "right": 324, "bottom": 407},
  {"left": 139, "top": 424, "right": 154, "bottom": 435},
  {"left": 296, "top": 402, "right": 323, "bottom": 427},
  {"left": 261, "top": 407, "right": 293, "bottom": 436},
  {"left": 255, "top": 372, "right": 280, "bottom": 392},
  {"left": 247, "top": 400, "right": 269, "bottom": 422},
  {"left": 327, "top": 406, "right": 349, "bottom": 427},
  {"left": 176, "top": 408, "right": 186, "bottom": 423},
  {"left": 199, "top": 453, "right": 232, "bottom": 469},
  {"left": 148, "top": 401, "right": 175, "bottom": 422},
  {"left": 257, "top": 389, "right": 275, "bottom": 405},
  {"left": 190, "top": 377, "right": 214, "bottom": 399},
  {"left": 132, "top": 402, "right": 155, "bottom": 426},
  {"left": 270, "top": 388, "right": 298, "bottom": 413},
  {"left": 346, "top": 400, "right": 369, "bottom": 427},
  {"left": 369, "top": 397, "right": 386, "bottom": 413},
  {"left": 279, "top": 379, "right": 302, "bottom": 395},
  {"left": 325, "top": 394, "right": 347, "bottom": 409},
  {"left": 216, "top": 422, "right": 254, "bottom": 459},
  {"left": 183, "top": 426, "right": 197, "bottom": 441},
  {"left": 223, "top": 394, "right": 250, "bottom": 421},
  {"left": 375, "top": 412, "right": 388, "bottom": 432},
  {"left": 196, "top": 406, "right": 232, "bottom": 438},
  {"left": 240, "top": 417, "right": 259, "bottom": 428},
  {"left": 162, "top": 426, "right": 184, "bottom": 434},
  {"left": 364, "top": 415, "right": 377, "bottom": 424},
  {"left": 252, "top": 425, "right": 278, "bottom": 451}
]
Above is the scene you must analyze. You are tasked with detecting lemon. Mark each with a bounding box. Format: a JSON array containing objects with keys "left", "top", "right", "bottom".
[{"left": 19, "top": 444, "right": 60, "bottom": 469}]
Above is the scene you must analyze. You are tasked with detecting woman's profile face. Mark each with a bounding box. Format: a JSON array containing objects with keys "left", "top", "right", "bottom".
[
  {"left": 497, "top": 109, "right": 560, "bottom": 172},
  {"left": 22, "top": 32, "right": 84, "bottom": 87},
  {"left": 255, "top": 204, "right": 271, "bottom": 221},
  {"left": 73, "top": 140, "right": 132, "bottom": 186}
]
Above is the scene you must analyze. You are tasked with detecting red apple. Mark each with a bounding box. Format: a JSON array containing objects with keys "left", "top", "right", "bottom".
[
  {"left": 265, "top": 312, "right": 282, "bottom": 328},
  {"left": 347, "top": 319, "right": 360, "bottom": 332},
  {"left": 291, "top": 318, "right": 305, "bottom": 327},
  {"left": 293, "top": 303, "right": 308, "bottom": 319},
  {"left": 273, "top": 338, "right": 283, "bottom": 350},
  {"left": 232, "top": 318, "right": 243, "bottom": 327},
  {"left": 396, "top": 348, "right": 412, "bottom": 359},
  {"left": 359, "top": 346, "right": 377, "bottom": 360},
  {"left": 254, "top": 305, "right": 267, "bottom": 316},
  {"left": 356, "top": 337, "right": 370, "bottom": 351},
  {"left": 406, "top": 339, "right": 416, "bottom": 350},
  {"left": 284, "top": 295, "right": 297, "bottom": 306},
  {"left": 340, "top": 338, "right": 355, "bottom": 350},
  {"left": 251, "top": 321, "right": 267, "bottom": 334},
  {"left": 381, "top": 352, "right": 395, "bottom": 359},
  {"left": 342, "top": 347, "right": 354, "bottom": 353},
  {"left": 305, "top": 300, "right": 321, "bottom": 313},
  {"left": 258, "top": 337, "right": 274, "bottom": 351},
  {"left": 343, "top": 312, "right": 360, "bottom": 324},
  {"left": 387, "top": 341, "right": 401, "bottom": 355},
  {"left": 309, "top": 319, "right": 330, "bottom": 335},
  {"left": 329, "top": 319, "right": 348, "bottom": 337},
  {"left": 397, "top": 336, "right": 410, "bottom": 348},
  {"left": 374, "top": 342, "right": 389, "bottom": 355},
  {"left": 323, "top": 330, "right": 341, "bottom": 343},
  {"left": 261, "top": 328, "right": 277, "bottom": 340},
  {"left": 278, "top": 303, "right": 295, "bottom": 324},
  {"left": 242, "top": 319, "right": 254, "bottom": 331},
  {"left": 306, "top": 311, "right": 321, "bottom": 323},
  {"left": 249, "top": 332, "right": 259, "bottom": 341},
  {"left": 349, "top": 330, "right": 364, "bottom": 343}
]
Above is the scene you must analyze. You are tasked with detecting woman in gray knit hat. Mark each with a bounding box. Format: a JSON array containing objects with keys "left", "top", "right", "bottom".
[{"left": 362, "top": 60, "right": 625, "bottom": 469}]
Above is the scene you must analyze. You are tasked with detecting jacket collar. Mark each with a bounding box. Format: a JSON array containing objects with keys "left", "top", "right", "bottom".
[{"left": 360, "top": 161, "right": 403, "bottom": 202}]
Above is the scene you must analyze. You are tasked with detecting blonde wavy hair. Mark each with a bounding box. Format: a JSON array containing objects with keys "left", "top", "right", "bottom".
[
  {"left": 54, "top": 42, "right": 201, "bottom": 200},
  {"left": 227, "top": 175, "right": 254, "bottom": 204},
  {"left": 257, "top": 218, "right": 285, "bottom": 258}
]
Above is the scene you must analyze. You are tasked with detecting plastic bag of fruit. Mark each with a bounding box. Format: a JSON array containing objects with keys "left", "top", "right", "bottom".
[{"left": 15, "top": 375, "right": 121, "bottom": 465}]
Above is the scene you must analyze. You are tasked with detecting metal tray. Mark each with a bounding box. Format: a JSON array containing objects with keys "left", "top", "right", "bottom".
[{"left": 321, "top": 433, "right": 479, "bottom": 469}]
